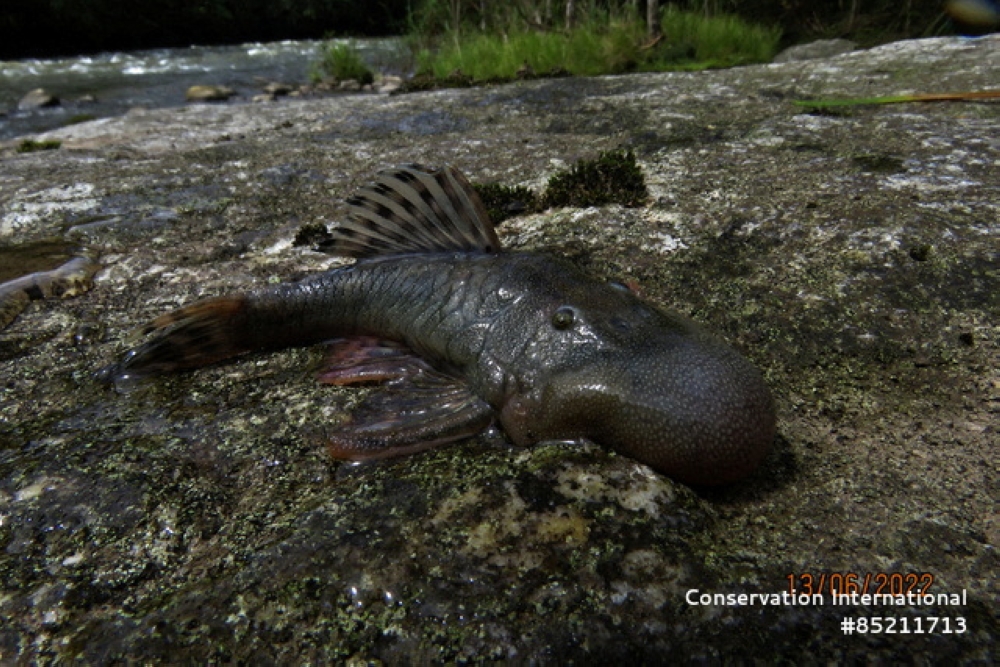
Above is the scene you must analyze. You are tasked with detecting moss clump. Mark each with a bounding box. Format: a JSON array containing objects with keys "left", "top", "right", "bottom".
[
  {"left": 473, "top": 183, "right": 539, "bottom": 224},
  {"left": 293, "top": 222, "right": 333, "bottom": 248},
  {"left": 477, "top": 150, "right": 648, "bottom": 223},
  {"left": 17, "top": 139, "right": 62, "bottom": 153},
  {"left": 542, "top": 150, "right": 648, "bottom": 209}
]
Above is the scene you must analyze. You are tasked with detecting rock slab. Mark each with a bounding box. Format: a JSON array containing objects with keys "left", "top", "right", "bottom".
[{"left": 0, "top": 36, "right": 998, "bottom": 662}]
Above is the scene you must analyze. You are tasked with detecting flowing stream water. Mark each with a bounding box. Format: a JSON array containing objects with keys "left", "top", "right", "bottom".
[{"left": 0, "top": 38, "right": 410, "bottom": 141}]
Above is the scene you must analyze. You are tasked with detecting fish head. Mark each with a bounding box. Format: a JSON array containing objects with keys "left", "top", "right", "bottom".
[{"left": 499, "top": 284, "right": 775, "bottom": 486}]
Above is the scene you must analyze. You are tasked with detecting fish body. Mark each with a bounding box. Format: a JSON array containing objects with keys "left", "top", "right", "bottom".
[{"left": 105, "top": 165, "right": 775, "bottom": 485}]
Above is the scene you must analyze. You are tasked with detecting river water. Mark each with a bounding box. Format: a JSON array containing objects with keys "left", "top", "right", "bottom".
[{"left": 0, "top": 38, "right": 410, "bottom": 141}]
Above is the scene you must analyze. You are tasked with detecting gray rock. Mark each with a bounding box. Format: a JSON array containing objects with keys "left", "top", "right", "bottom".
[
  {"left": 0, "top": 35, "right": 997, "bottom": 662},
  {"left": 17, "top": 87, "right": 60, "bottom": 110},
  {"left": 773, "top": 38, "right": 857, "bottom": 62},
  {"left": 185, "top": 84, "right": 237, "bottom": 102},
  {"left": 263, "top": 81, "right": 293, "bottom": 96},
  {"left": 376, "top": 75, "right": 404, "bottom": 94}
]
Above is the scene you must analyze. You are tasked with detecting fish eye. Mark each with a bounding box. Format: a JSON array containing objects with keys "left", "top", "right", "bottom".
[{"left": 551, "top": 306, "right": 576, "bottom": 330}]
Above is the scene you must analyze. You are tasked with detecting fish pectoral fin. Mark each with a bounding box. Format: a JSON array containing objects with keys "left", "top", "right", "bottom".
[
  {"left": 325, "top": 371, "right": 494, "bottom": 460},
  {"left": 318, "top": 336, "right": 433, "bottom": 385}
]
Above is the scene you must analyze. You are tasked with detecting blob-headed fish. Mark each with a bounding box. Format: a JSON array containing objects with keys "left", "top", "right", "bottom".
[{"left": 102, "top": 165, "right": 775, "bottom": 485}]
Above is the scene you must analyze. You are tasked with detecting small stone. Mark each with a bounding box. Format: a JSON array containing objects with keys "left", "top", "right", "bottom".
[
  {"left": 376, "top": 76, "right": 403, "bottom": 94},
  {"left": 338, "top": 79, "right": 362, "bottom": 92},
  {"left": 185, "top": 85, "right": 237, "bottom": 102},
  {"left": 18, "top": 88, "right": 60, "bottom": 110},
  {"left": 263, "top": 82, "right": 293, "bottom": 96}
]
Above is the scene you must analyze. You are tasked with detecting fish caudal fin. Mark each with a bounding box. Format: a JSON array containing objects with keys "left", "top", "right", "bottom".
[
  {"left": 319, "top": 164, "right": 502, "bottom": 258},
  {"left": 320, "top": 337, "right": 494, "bottom": 460},
  {"left": 98, "top": 296, "right": 254, "bottom": 381}
]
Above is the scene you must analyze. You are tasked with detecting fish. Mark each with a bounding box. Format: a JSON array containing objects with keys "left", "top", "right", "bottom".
[{"left": 101, "top": 165, "right": 776, "bottom": 486}]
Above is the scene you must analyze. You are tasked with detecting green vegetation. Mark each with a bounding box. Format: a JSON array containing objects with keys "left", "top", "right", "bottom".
[
  {"left": 1, "top": 0, "right": 411, "bottom": 59},
  {"left": 473, "top": 183, "right": 539, "bottom": 224},
  {"left": 293, "top": 222, "right": 333, "bottom": 248},
  {"left": 412, "top": 7, "right": 781, "bottom": 83},
  {"left": 658, "top": 6, "right": 782, "bottom": 67},
  {"left": 311, "top": 42, "right": 374, "bottom": 84},
  {"left": 17, "top": 139, "right": 62, "bottom": 153},
  {"left": 542, "top": 150, "right": 648, "bottom": 209},
  {"left": 0, "top": 1, "right": 965, "bottom": 61},
  {"left": 416, "top": 20, "right": 647, "bottom": 79}
]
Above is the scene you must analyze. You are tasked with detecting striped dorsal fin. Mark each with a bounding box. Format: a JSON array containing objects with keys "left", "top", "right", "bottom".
[{"left": 320, "top": 164, "right": 502, "bottom": 258}]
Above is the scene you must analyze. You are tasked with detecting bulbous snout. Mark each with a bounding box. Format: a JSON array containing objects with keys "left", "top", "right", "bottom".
[
  {"left": 600, "top": 340, "right": 776, "bottom": 485},
  {"left": 517, "top": 335, "right": 776, "bottom": 486}
]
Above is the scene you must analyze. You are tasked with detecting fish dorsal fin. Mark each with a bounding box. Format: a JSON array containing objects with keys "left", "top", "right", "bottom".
[{"left": 320, "top": 164, "right": 502, "bottom": 258}]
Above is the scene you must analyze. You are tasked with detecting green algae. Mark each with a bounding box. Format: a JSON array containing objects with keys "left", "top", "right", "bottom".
[{"left": 472, "top": 182, "right": 539, "bottom": 224}]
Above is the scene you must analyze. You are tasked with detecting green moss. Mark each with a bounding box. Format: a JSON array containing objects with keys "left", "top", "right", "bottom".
[
  {"left": 17, "top": 138, "right": 62, "bottom": 153},
  {"left": 657, "top": 6, "right": 782, "bottom": 68},
  {"left": 542, "top": 149, "right": 648, "bottom": 209},
  {"left": 293, "top": 222, "right": 333, "bottom": 248},
  {"left": 472, "top": 183, "right": 539, "bottom": 224},
  {"left": 469, "top": 150, "right": 651, "bottom": 225}
]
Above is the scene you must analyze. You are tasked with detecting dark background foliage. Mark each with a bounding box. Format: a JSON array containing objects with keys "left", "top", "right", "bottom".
[
  {"left": 0, "top": 0, "right": 412, "bottom": 59},
  {"left": 0, "top": 0, "right": 973, "bottom": 61}
]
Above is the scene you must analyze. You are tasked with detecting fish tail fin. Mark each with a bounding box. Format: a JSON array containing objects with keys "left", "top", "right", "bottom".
[
  {"left": 318, "top": 164, "right": 502, "bottom": 258},
  {"left": 99, "top": 295, "right": 255, "bottom": 380}
]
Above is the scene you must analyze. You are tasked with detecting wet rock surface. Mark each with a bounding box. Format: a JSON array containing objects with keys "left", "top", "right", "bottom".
[{"left": 1, "top": 36, "right": 997, "bottom": 662}]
